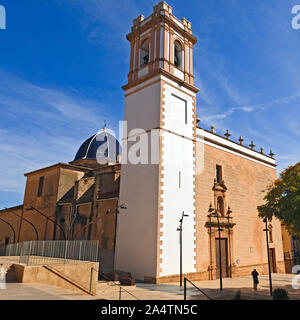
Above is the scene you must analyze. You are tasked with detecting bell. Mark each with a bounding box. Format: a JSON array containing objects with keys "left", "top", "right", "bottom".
[
  {"left": 143, "top": 54, "right": 149, "bottom": 65},
  {"left": 174, "top": 53, "right": 180, "bottom": 67}
]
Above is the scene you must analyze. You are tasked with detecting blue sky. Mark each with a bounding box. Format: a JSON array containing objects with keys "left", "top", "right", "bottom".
[{"left": 0, "top": 0, "right": 300, "bottom": 207}]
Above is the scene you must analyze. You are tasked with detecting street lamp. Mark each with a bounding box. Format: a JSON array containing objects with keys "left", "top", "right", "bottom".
[
  {"left": 226, "top": 206, "right": 232, "bottom": 277},
  {"left": 263, "top": 218, "right": 273, "bottom": 296},
  {"left": 208, "top": 203, "right": 223, "bottom": 291},
  {"left": 177, "top": 211, "right": 189, "bottom": 287},
  {"left": 106, "top": 202, "right": 127, "bottom": 252}
]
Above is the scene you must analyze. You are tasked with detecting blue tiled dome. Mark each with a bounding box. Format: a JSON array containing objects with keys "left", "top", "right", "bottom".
[{"left": 74, "top": 130, "right": 121, "bottom": 162}]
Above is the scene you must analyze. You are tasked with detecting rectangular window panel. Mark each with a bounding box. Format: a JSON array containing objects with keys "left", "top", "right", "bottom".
[
  {"left": 216, "top": 165, "right": 222, "bottom": 184},
  {"left": 37, "top": 176, "right": 44, "bottom": 197},
  {"left": 170, "top": 94, "right": 187, "bottom": 124}
]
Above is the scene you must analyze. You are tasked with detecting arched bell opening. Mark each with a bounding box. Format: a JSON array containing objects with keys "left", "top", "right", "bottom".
[
  {"left": 139, "top": 38, "right": 150, "bottom": 68},
  {"left": 174, "top": 40, "right": 184, "bottom": 70}
]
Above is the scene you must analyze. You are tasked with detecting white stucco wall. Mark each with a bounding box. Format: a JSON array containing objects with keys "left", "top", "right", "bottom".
[
  {"left": 116, "top": 76, "right": 197, "bottom": 280},
  {"left": 115, "top": 157, "right": 160, "bottom": 280},
  {"left": 159, "top": 81, "right": 196, "bottom": 276},
  {"left": 115, "top": 81, "right": 162, "bottom": 280},
  {"left": 124, "top": 78, "right": 161, "bottom": 135}
]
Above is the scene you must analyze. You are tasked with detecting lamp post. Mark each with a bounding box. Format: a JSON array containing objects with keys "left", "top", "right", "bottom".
[
  {"left": 263, "top": 218, "right": 273, "bottom": 296},
  {"left": 226, "top": 206, "right": 232, "bottom": 277},
  {"left": 208, "top": 203, "right": 223, "bottom": 291},
  {"left": 107, "top": 202, "right": 127, "bottom": 252},
  {"left": 177, "top": 211, "right": 189, "bottom": 287}
]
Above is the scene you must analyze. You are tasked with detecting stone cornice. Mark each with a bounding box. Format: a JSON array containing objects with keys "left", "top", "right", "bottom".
[
  {"left": 127, "top": 15, "right": 197, "bottom": 44},
  {"left": 197, "top": 128, "right": 276, "bottom": 168},
  {"left": 123, "top": 68, "right": 199, "bottom": 93},
  {"left": 24, "top": 162, "right": 90, "bottom": 177}
]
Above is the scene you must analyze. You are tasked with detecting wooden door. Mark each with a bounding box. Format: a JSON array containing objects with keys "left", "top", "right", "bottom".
[
  {"left": 215, "top": 238, "right": 229, "bottom": 279},
  {"left": 269, "top": 248, "right": 277, "bottom": 273}
]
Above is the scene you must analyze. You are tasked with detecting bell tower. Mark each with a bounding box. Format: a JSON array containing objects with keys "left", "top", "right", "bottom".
[
  {"left": 125, "top": 1, "right": 196, "bottom": 90},
  {"left": 115, "top": 1, "right": 199, "bottom": 282}
]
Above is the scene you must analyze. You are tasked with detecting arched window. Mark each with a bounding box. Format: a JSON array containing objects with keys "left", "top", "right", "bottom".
[
  {"left": 174, "top": 40, "right": 184, "bottom": 70},
  {"left": 140, "top": 39, "right": 150, "bottom": 68},
  {"left": 217, "top": 197, "right": 225, "bottom": 217}
]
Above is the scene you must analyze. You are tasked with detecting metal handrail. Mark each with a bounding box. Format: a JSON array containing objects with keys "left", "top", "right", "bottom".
[
  {"left": 99, "top": 271, "right": 139, "bottom": 300},
  {"left": 184, "top": 277, "right": 212, "bottom": 300},
  {"left": 44, "top": 264, "right": 96, "bottom": 296}
]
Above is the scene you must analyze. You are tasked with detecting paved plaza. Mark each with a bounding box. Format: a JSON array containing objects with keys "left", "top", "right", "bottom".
[{"left": 0, "top": 273, "right": 299, "bottom": 300}]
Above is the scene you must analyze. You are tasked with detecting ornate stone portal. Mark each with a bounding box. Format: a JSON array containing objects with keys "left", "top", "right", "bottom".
[{"left": 205, "top": 179, "right": 236, "bottom": 280}]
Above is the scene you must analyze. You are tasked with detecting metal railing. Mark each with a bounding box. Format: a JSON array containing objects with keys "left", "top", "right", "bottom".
[
  {"left": 0, "top": 240, "right": 99, "bottom": 266},
  {"left": 0, "top": 242, "right": 22, "bottom": 257},
  {"left": 184, "top": 278, "right": 212, "bottom": 300}
]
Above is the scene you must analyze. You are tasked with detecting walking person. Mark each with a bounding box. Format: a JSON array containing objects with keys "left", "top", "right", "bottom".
[{"left": 251, "top": 268, "right": 259, "bottom": 291}]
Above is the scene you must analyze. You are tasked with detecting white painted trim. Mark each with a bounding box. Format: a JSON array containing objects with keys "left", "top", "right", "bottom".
[
  {"left": 187, "top": 46, "right": 190, "bottom": 74},
  {"left": 160, "top": 27, "right": 164, "bottom": 58},
  {"left": 133, "top": 43, "right": 136, "bottom": 71},
  {"left": 167, "top": 29, "right": 170, "bottom": 63},
  {"left": 140, "top": 16, "right": 151, "bottom": 27},
  {"left": 140, "top": 29, "right": 151, "bottom": 38},
  {"left": 138, "top": 66, "right": 149, "bottom": 79},
  {"left": 173, "top": 30, "right": 184, "bottom": 40},
  {"left": 172, "top": 16, "right": 184, "bottom": 29},
  {"left": 154, "top": 31, "right": 157, "bottom": 61},
  {"left": 174, "top": 67, "right": 184, "bottom": 80}
]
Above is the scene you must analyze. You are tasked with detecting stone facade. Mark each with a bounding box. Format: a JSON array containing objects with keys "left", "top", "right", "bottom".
[
  {"left": 0, "top": 161, "right": 120, "bottom": 273},
  {"left": 195, "top": 137, "right": 284, "bottom": 280}
]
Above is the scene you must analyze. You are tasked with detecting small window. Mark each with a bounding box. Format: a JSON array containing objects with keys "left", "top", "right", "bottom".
[
  {"left": 216, "top": 165, "right": 222, "bottom": 184},
  {"left": 4, "top": 237, "right": 9, "bottom": 245},
  {"left": 37, "top": 176, "right": 44, "bottom": 197}
]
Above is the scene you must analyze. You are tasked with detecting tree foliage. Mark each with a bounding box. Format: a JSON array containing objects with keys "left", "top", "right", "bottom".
[
  {"left": 272, "top": 288, "right": 290, "bottom": 300},
  {"left": 258, "top": 162, "right": 300, "bottom": 235}
]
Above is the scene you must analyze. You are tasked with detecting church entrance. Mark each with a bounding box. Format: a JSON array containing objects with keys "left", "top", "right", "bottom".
[{"left": 215, "top": 238, "right": 229, "bottom": 279}]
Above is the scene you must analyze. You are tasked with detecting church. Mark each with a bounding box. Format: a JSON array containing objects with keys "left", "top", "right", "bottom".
[{"left": 0, "top": 2, "right": 285, "bottom": 283}]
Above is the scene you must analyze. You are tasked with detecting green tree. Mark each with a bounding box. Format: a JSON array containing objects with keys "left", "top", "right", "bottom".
[
  {"left": 273, "top": 288, "right": 290, "bottom": 300},
  {"left": 258, "top": 162, "right": 300, "bottom": 234}
]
